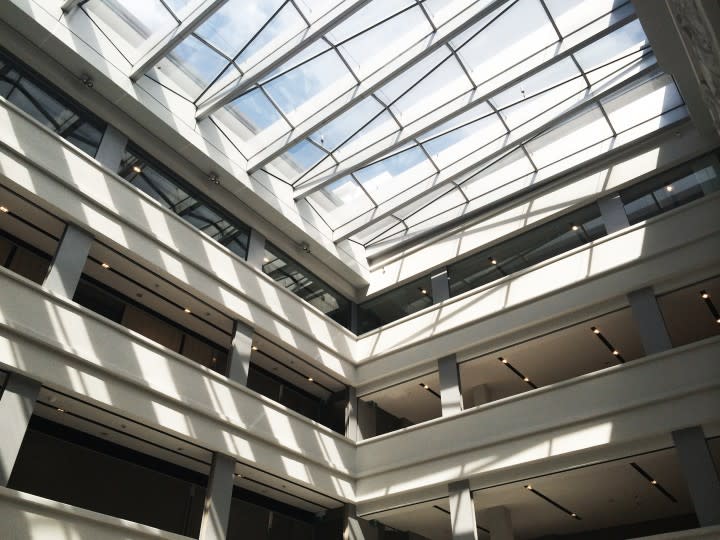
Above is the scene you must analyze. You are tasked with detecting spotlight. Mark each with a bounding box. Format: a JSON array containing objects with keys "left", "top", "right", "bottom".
[
  {"left": 592, "top": 327, "right": 600, "bottom": 334},
  {"left": 665, "top": 185, "right": 673, "bottom": 192},
  {"left": 0, "top": 206, "right": 8, "bottom": 213},
  {"left": 101, "top": 262, "right": 110, "bottom": 269},
  {"left": 132, "top": 165, "right": 143, "bottom": 173},
  {"left": 571, "top": 224, "right": 579, "bottom": 231},
  {"left": 307, "top": 377, "right": 314, "bottom": 382},
  {"left": 489, "top": 257, "right": 497, "bottom": 265},
  {"left": 701, "top": 291, "right": 709, "bottom": 299},
  {"left": 184, "top": 308, "right": 191, "bottom": 313},
  {"left": 251, "top": 345, "right": 258, "bottom": 351}
]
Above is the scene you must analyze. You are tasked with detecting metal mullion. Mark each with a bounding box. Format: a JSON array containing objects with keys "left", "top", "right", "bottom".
[
  {"left": 195, "top": 0, "right": 374, "bottom": 118},
  {"left": 539, "top": 0, "right": 562, "bottom": 40},
  {"left": 192, "top": 33, "right": 235, "bottom": 63},
  {"left": 292, "top": 13, "right": 640, "bottom": 199},
  {"left": 417, "top": 139, "right": 441, "bottom": 172},
  {"left": 157, "top": 0, "right": 182, "bottom": 23},
  {"left": 289, "top": 0, "right": 311, "bottom": 25},
  {"left": 130, "top": 0, "right": 230, "bottom": 80},
  {"left": 520, "top": 143, "right": 539, "bottom": 172},
  {"left": 453, "top": 48, "right": 477, "bottom": 89},
  {"left": 331, "top": 2, "right": 422, "bottom": 49},
  {"left": 489, "top": 100, "right": 511, "bottom": 134},
  {"left": 363, "top": 216, "right": 405, "bottom": 247},
  {"left": 328, "top": 37, "right": 361, "bottom": 85},
  {"left": 417, "top": 0, "right": 438, "bottom": 32},
  {"left": 453, "top": 0, "right": 520, "bottom": 51},
  {"left": 258, "top": 85, "right": 294, "bottom": 128},
  {"left": 330, "top": 64, "right": 660, "bottom": 241},
  {"left": 244, "top": 0, "right": 519, "bottom": 169}
]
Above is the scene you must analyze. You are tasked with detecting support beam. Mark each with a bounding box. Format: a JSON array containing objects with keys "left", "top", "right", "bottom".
[
  {"left": 0, "top": 373, "right": 41, "bottom": 485},
  {"left": 438, "top": 354, "right": 463, "bottom": 416},
  {"left": 330, "top": 62, "right": 659, "bottom": 241},
  {"left": 291, "top": 6, "right": 637, "bottom": 192},
  {"left": 245, "top": 228, "right": 266, "bottom": 269},
  {"left": 94, "top": 125, "right": 128, "bottom": 173},
  {"left": 60, "top": 0, "right": 84, "bottom": 13},
  {"left": 245, "top": 0, "right": 516, "bottom": 169},
  {"left": 43, "top": 223, "right": 93, "bottom": 298},
  {"left": 196, "top": 0, "right": 374, "bottom": 119},
  {"left": 130, "top": 0, "right": 230, "bottom": 81},
  {"left": 485, "top": 506, "right": 514, "bottom": 540},
  {"left": 345, "top": 387, "right": 359, "bottom": 441},
  {"left": 199, "top": 452, "right": 235, "bottom": 540},
  {"left": 628, "top": 287, "right": 673, "bottom": 355},
  {"left": 598, "top": 194, "right": 630, "bottom": 234},
  {"left": 431, "top": 269, "right": 450, "bottom": 304},
  {"left": 448, "top": 480, "right": 478, "bottom": 540},
  {"left": 344, "top": 504, "right": 378, "bottom": 540},
  {"left": 226, "top": 320, "right": 253, "bottom": 386},
  {"left": 672, "top": 426, "right": 720, "bottom": 526}
]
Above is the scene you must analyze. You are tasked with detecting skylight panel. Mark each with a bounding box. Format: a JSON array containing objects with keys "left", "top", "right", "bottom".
[
  {"left": 309, "top": 97, "right": 385, "bottom": 152},
  {"left": 353, "top": 147, "right": 436, "bottom": 204},
  {"left": 574, "top": 18, "right": 647, "bottom": 78},
  {"left": 164, "top": 36, "right": 233, "bottom": 100},
  {"left": 326, "top": 0, "right": 417, "bottom": 43},
  {"left": 224, "top": 88, "right": 290, "bottom": 142},
  {"left": 423, "top": 0, "right": 493, "bottom": 26},
  {"left": 265, "top": 139, "right": 329, "bottom": 179},
  {"left": 543, "top": 0, "right": 629, "bottom": 37},
  {"left": 451, "top": 0, "right": 559, "bottom": 86},
  {"left": 459, "top": 147, "right": 536, "bottom": 200},
  {"left": 295, "top": 0, "right": 347, "bottom": 22},
  {"left": 422, "top": 113, "right": 507, "bottom": 169},
  {"left": 307, "top": 176, "right": 376, "bottom": 228}
]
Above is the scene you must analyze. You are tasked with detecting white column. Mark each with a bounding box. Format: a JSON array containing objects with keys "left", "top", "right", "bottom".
[
  {"left": 344, "top": 504, "right": 379, "bottom": 540},
  {"left": 94, "top": 125, "right": 128, "bottom": 173},
  {"left": 448, "top": 480, "right": 478, "bottom": 540},
  {"left": 485, "top": 506, "right": 514, "bottom": 540},
  {"left": 672, "top": 426, "right": 720, "bottom": 526},
  {"left": 199, "top": 453, "right": 235, "bottom": 540},
  {"left": 43, "top": 223, "right": 93, "bottom": 298},
  {"left": 0, "top": 372, "right": 41, "bottom": 485},
  {"left": 439, "top": 354, "right": 463, "bottom": 416},
  {"left": 628, "top": 287, "right": 672, "bottom": 355},
  {"left": 598, "top": 195, "right": 629, "bottom": 234},
  {"left": 227, "top": 321, "right": 253, "bottom": 386},
  {"left": 245, "top": 229, "right": 266, "bottom": 269},
  {"left": 345, "top": 387, "right": 359, "bottom": 441}
]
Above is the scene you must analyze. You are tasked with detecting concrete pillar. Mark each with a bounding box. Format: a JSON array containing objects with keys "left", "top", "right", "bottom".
[
  {"left": 344, "top": 504, "right": 379, "bottom": 540},
  {"left": 357, "top": 399, "right": 377, "bottom": 440},
  {"left": 345, "top": 387, "right": 359, "bottom": 441},
  {"left": 94, "top": 125, "right": 128, "bottom": 172},
  {"left": 43, "top": 223, "right": 93, "bottom": 298},
  {"left": 0, "top": 372, "right": 41, "bottom": 485},
  {"left": 431, "top": 269, "right": 450, "bottom": 304},
  {"left": 246, "top": 229, "right": 266, "bottom": 269},
  {"left": 628, "top": 287, "right": 672, "bottom": 355},
  {"left": 470, "top": 385, "right": 491, "bottom": 408},
  {"left": 448, "top": 480, "right": 478, "bottom": 540},
  {"left": 672, "top": 426, "right": 720, "bottom": 526},
  {"left": 485, "top": 506, "right": 514, "bottom": 540},
  {"left": 598, "top": 195, "right": 629, "bottom": 234},
  {"left": 438, "top": 354, "right": 463, "bottom": 416},
  {"left": 199, "top": 452, "right": 235, "bottom": 540},
  {"left": 227, "top": 321, "right": 253, "bottom": 386}
]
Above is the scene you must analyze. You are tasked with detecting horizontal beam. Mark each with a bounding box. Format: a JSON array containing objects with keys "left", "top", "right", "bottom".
[
  {"left": 294, "top": 7, "right": 638, "bottom": 198},
  {"left": 245, "top": 0, "right": 516, "bottom": 171},
  {"left": 331, "top": 61, "right": 659, "bottom": 242},
  {"left": 195, "top": 0, "right": 374, "bottom": 119},
  {"left": 130, "top": 0, "right": 228, "bottom": 81}
]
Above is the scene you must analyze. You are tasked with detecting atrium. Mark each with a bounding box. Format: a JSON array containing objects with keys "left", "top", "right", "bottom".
[{"left": 0, "top": 0, "right": 719, "bottom": 538}]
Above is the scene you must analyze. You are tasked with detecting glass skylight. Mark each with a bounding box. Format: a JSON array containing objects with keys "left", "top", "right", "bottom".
[{"left": 81, "top": 0, "right": 687, "bottom": 254}]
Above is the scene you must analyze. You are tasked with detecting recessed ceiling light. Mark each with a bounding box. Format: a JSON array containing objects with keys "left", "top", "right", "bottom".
[
  {"left": 56, "top": 408, "right": 65, "bottom": 413},
  {"left": 307, "top": 377, "right": 314, "bottom": 382},
  {"left": 665, "top": 185, "right": 673, "bottom": 192},
  {"left": 523, "top": 377, "right": 530, "bottom": 382},
  {"left": 489, "top": 257, "right": 497, "bottom": 265},
  {"left": 525, "top": 484, "right": 533, "bottom": 491},
  {"left": 132, "top": 165, "right": 143, "bottom": 173},
  {"left": 0, "top": 206, "right": 8, "bottom": 213},
  {"left": 251, "top": 345, "right": 258, "bottom": 351},
  {"left": 612, "top": 350, "right": 619, "bottom": 356},
  {"left": 571, "top": 513, "right": 578, "bottom": 518},
  {"left": 591, "top": 327, "right": 600, "bottom": 334},
  {"left": 651, "top": 479, "right": 657, "bottom": 485},
  {"left": 701, "top": 291, "right": 710, "bottom": 299},
  {"left": 101, "top": 262, "right": 110, "bottom": 269},
  {"left": 422, "top": 383, "right": 429, "bottom": 389},
  {"left": 500, "top": 357, "right": 508, "bottom": 364},
  {"left": 184, "top": 308, "right": 191, "bottom": 313},
  {"left": 420, "top": 288, "right": 428, "bottom": 295},
  {"left": 571, "top": 224, "right": 579, "bottom": 231}
]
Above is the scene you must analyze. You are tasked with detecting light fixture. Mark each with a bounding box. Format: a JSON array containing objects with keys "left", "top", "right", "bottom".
[
  {"left": 701, "top": 291, "right": 710, "bottom": 299},
  {"left": 571, "top": 224, "right": 579, "bottom": 231},
  {"left": 263, "top": 257, "right": 270, "bottom": 263},
  {"left": 592, "top": 327, "right": 601, "bottom": 334},
  {"left": 79, "top": 74, "right": 94, "bottom": 88},
  {"left": 420, "top": 288, "right": 428, "bottom": 295},
  {"left": 489, "top": 257, "right": 497, "bottom": 265},
  {"left": 499, "top": 357, "right": 537, "bottom": 388},
  {"left": 0, "top": 206, "right": 8, "bottom": 213},
  {"left": 422, "top": 383, "right": 429, "bottom": 389},
  {"left": 132, "top": 165, "right": 142, "bottom": 173},
  {"left": 251, "top": 345, "right": 258, "bottom": 351},
  {"left": 651, "top": 479, "right": 657, "bottom": 485},
  {"left": 56, "top": 408, "right": 65, "bottom": 413},
  {"left": 524, "top": 484, "right": 581, "bottom": 520},
  {"left": 184, "top": 308, "right": 191, "bottom": 313},
  {"left": 101, "top": 262, "right": 110, "bottom": 269},
  {"left": 500, "top": 357, "right": 508, "bottom": 364},
  {"left": 523, "top": 377, "right": 530, "bottom": 382},
  {"left": 208, "top": 172, "right": 220, "bottom": 185},
  {"left": 307, "top": 376, "right": 314, "bottom": 382},
  {"left": 525, "top": 485, "right": 533, "bottom": 491},
  {"left": 630, "top": 462, "right": 677, "bottom": 503},
  {"left": 612, "top": 350, "right": 619, "bottom": 356},
  {"left": 665, "top": 185, "right": 673, "bottom": 192},
  {"left": 591, "top": 327, "right": 624, "bottom": 363}
]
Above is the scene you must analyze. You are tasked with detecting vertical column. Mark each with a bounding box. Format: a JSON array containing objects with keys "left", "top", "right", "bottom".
[
  {"left": 448, "top": 480, "right": 478, "bottom": 540},
  {"left": 627, "top": 287, "right": 672, "bottom": 355},
  {"left": 43, "top": 223, "right": 93, "bottom": 298},
  {"left": 345, "top": 387, "right": 359, "bottom": 441},
  {"left": 431, "top": 269, "right": 450, "bottom": 304},
  {"left": 199, "top": 452, "right": 235, "bottom": 540},
  {"left": 485, "top": 506, "right": 514, "bottom": 540},
  {"left": 94, "top": 125, "right": 128, "bottom": 172},
  {"left": 0, "top": 372, "right": 41, "bottom": 485},
  {"left": 672, "top": 426, "right": 720, "bottom": 526},
  {"left": 598, "top": 195, "right": 629, "bottom": 234},
  {"left": 344, "top": 504, "right": 379, "bottom": 540},
  {"left": 227, "top": 321, "right": 253, "bottom": 386},
  {"left": 245, "top": 229, "right": 266, "bottom": 269},
  {"left": 438, "top": 354, "right": 463, "bottom": 416}
]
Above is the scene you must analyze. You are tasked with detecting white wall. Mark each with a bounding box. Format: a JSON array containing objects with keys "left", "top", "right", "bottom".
[
  {"left": 0, "top": 486, "right": 191, "bottom": 540},
  {"left": 0, "top": 267, "right": 356, "bottom": 500}
]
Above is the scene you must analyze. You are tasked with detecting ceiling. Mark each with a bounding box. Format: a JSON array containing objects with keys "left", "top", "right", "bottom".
[
  {"left": 70, "top": 0, "right": 688, "bottom": 256},
  {"left": 367, "top": 444, "right": 711, "bottom": 539}
]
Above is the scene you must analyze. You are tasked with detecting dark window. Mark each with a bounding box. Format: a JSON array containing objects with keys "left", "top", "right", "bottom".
[{"left": 357, "top": 275, "right": 433, "bottom": 334}]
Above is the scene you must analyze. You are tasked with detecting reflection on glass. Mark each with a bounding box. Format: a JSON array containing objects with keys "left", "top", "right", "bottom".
[
  {"left": 357, "top": 276, "right": 433, "bottom": 333},
  {"left": 262, "top": 243, "right": 351, "bottom": 328}
]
